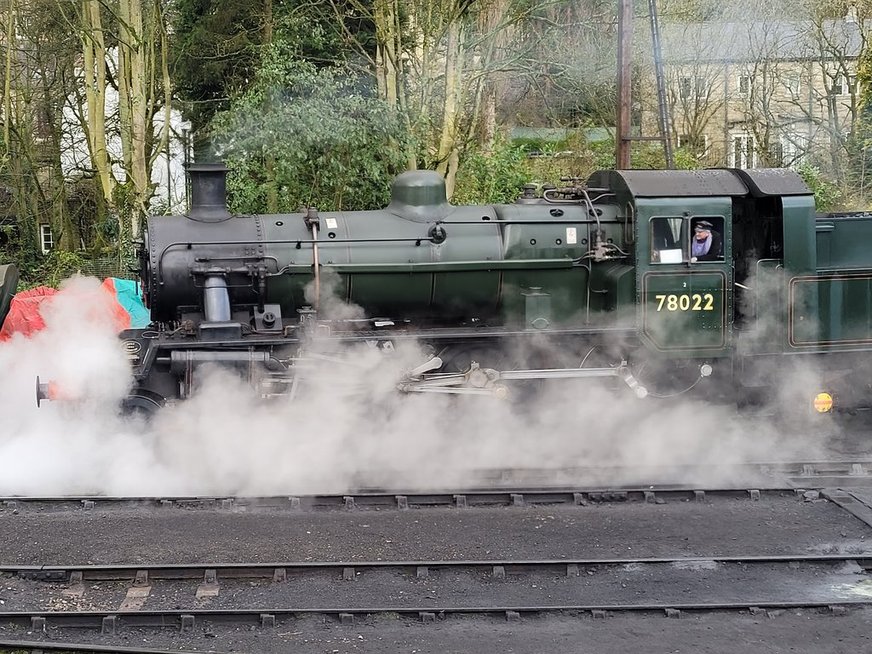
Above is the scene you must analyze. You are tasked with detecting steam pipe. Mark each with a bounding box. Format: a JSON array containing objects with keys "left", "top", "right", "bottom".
[
  {"left": 203, "top": 275, "right": 231, "bottom": 322},
  {"left": 312, "top": 222, "right": 320, "bottom": 312},
  {"left": 305, "top": 208, "right": 321, "bottom": 312},
  {"left": 164, "top": 351, "right": 286, "bottom": 373}
]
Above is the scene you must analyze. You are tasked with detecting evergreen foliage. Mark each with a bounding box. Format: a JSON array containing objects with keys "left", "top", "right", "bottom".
[
  {"left": 171, "top": 0, "right": 375, "bottom": 143},
  {"left": 210, "top": 43, "right": 409, "bottom": 212}
]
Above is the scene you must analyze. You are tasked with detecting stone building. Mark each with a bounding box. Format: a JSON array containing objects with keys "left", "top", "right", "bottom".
[{"left": 644, "top": 14, "right": 869, "bottom": 174}]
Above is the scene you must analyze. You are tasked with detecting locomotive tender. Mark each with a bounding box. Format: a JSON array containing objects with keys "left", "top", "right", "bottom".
[{"left": 39, "top": 164, "right": 872, "bottom": 414}]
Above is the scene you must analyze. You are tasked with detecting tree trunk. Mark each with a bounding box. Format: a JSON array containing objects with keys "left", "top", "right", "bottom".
[
  {"left": 3, "top": 0, "right": 15, "bottom": 152},
  {"left": 117, "top": 0, "right": 151, "bottom": 239},
  {"left": 82, "top": 0, "right": 113, "bottom": 205},
  {"left": 435, "top": 20, "right": 464, "bottom": 197}
]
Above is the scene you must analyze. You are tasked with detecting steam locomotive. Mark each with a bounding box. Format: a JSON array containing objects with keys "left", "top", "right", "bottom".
[{"left": 35, "top": 164, "right": 872, "bottom": 415}]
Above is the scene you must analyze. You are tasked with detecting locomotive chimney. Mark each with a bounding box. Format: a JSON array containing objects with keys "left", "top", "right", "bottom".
[{"left": 186, "top": 163, "right": 231, "bottom": 222}]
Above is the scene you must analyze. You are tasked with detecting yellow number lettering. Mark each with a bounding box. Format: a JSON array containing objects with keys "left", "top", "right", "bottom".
[
  {"left": 655, "top": 293, "right": 715, "bottom": 312},
  {"left": 703, "top": 293, "right": 714, "bottom": 310}
]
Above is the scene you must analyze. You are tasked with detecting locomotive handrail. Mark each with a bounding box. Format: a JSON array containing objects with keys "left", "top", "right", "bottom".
[
  {"left": 266, "top": 259, "right": 579, "bottom": 275},
  {"left": 155, "top": 230, "right": 612, "bottom": 282},
  {"left": 437, "top": 219, "right": 610, "bottom": 225},
  {"left": 155, "top": 237, "right": 440, "bottom": 283},
  {"left": 321, "top": 259, "right": 577, "bottom": 273}
]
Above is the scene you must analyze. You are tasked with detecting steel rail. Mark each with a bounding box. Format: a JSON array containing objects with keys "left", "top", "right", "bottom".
[
  {"left": 0, "top": 601, "right": 867, "bottom": 631},
  {"left": 0, "top": 640, "right": 221, "bottom": 654},
  {"left": 0, "top": 459, "right": 867, "bottom": 512},
  {"left": 4, "top": 554, "right": 872, "bottom": 583},
  {"left": 0, "top": 459, "right": 868, "bottom": 500},
  {"left": 0, "top": 487, "right": 797, "bottom": 511}
]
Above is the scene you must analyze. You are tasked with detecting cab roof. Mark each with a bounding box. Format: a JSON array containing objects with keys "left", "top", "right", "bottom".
[{"left": 587, "top": 168, "right": 811, "bottom": 198}]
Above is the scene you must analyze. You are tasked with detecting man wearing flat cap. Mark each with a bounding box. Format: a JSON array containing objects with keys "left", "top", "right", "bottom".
[{"left": 691, "top": 219, "right": 722, "bottom": 261}]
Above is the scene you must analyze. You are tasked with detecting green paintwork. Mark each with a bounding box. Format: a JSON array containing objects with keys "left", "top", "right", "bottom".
[
  {"left": 633, "top": 197, "right": 733, "bottom": 357},
  {"left": 776, "top": 199, "right": 872, "bottom": 353},
  {"left": 789, "top": 273, "right": 872, "bottom": 346},
  {"left": 258, "top": 199, "right": 626, "bottom": 326},
  {"left": 640, "top": 271, "right": 728, "bottom": 353},
  {"left": 815, "top": 216, "right": 872, "bottom": 270},
  {"left": 589, "top": 262, "right": 635, "bottom": 316},
  {"left": 784, "top": 213, "right": 872, "bottom": 349},
  {"left": 781, "top": 195, "right": 817, "bottom": 274}
]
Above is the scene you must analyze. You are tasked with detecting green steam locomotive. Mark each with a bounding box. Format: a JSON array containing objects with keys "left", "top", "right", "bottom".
[{"left": 34, "top": 164, "right": 872, "bottom": 415}]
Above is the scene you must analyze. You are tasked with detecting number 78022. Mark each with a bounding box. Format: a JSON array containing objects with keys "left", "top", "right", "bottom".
[{"left": 654, "top": 293, "right": 715, "bottom": 312}]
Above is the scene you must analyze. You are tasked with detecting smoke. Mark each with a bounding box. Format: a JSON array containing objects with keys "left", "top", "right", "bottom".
[
  {"left": 0, "top": 274, "right": 834, "bottom": 497},
  {"left": 0, "top": 277, "right": 168, "bottom": 494}
]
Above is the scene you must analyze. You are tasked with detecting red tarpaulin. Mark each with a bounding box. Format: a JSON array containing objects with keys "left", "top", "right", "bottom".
[{"left": 0, "top": 280, "right": 131, "bottom": 341}]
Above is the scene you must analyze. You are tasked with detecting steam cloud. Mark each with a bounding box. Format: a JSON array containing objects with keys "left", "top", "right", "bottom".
[{"left": 0, "top": 275, "right": 835, "bottom": 497}]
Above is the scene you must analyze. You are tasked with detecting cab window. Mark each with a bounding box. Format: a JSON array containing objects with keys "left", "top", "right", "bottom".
[
  {"left": 650, "top": 216, "right": 724, "bottom": 263},
  {"left": 650, "top": 217, "right": 684, "bottom": 263}
]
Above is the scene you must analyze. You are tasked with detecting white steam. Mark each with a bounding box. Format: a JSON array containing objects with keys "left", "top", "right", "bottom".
[{"left": 0, "top": 275, "right": 832, "bottom": 497}]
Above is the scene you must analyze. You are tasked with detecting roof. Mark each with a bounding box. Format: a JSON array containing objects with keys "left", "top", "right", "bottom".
[
  {"left": 588, "top": 169, "right": 748, "bottom": 197},
  {"left": 658, "top": 19, "right": 870, "bottom": 64},
  {"left": 732, "top": 169, "right": 811, "bottom": 196}
]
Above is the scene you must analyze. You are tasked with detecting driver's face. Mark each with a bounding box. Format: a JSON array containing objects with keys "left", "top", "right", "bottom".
[{"left": 695, "top": 229, "right": 710, "bottom": 240}]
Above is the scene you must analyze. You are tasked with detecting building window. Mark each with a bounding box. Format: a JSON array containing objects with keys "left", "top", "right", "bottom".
[
  {"left": 830, "top": 74, "right": 854, "bottom": 96},
  {"left": 782, "top": 73, "right": 801, "bottom": 97},
  {"left": 678, "top": 134, "right": 709, "bottom": 156},
  {"left": 730, "top": 133, "right": 757, "bottom": 168},
  {"left": 678, "top": 76, "right": 707, "bottom": 100},
  {"left": 678, "top": 77, "right": 692, "bottom": 99},
  {"left": 39, "top": 224, "right": 53, "bottom": 254},
  {"left": 738, "top": 75, "right": 753, "bottom": 95},
  {"left": 777, "top": 131, "right": 808, "bottom": 166}
]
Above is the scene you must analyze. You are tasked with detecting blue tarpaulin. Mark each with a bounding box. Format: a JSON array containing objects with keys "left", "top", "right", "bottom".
[{"left": 105, "top": 278, "right": 151, "bottom": 328}]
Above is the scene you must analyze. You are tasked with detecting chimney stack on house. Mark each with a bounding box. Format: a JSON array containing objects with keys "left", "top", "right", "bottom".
[{"left": 847, "top": 2, "right": 859, "bottom": 23}]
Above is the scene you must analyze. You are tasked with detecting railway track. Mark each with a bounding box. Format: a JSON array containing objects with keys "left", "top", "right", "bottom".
[
  {"left": 3, "top": 465, "right": 872, "bottom": 652},
  {"left": 0, "top": 601, "right": 868, "bottom": 630},
  {"left": 0, "top": 641, "right": 217, "bottom": 654},
  {"left": 5, "top": 553, "right": 872, "bottom": 583},
  {"left": 2, "top": 553, "right": 870, "bottom": 627},
  {"left": 2, "top": 487, "right": 792, "bottom": 511},
  {"left": 0, "top": 458, "right": 869, "bottom": 515}
]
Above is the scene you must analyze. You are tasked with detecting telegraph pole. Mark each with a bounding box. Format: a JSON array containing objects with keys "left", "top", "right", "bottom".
[
  {"left": 615, "top": 0, "right": 633, "bottom": 169},
  {"left": 615, "top": 0, "right": 675, "bottom": 169}
]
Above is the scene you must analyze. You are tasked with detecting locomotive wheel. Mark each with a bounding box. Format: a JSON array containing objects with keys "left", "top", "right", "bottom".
[{"left": 121, "top": 389, "right": 166, "bottom": 419}]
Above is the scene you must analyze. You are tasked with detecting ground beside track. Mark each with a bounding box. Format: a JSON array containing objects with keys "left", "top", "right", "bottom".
[{"left": 0, "top": 494, "right": 869, "bottom": 565}]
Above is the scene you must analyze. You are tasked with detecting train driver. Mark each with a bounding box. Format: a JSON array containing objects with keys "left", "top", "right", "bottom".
[{"left": 691, "top": 220, "right": 723, "bottom": 262}]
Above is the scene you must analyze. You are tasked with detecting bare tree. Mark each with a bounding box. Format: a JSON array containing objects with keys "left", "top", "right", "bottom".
[
  {"left": 0, "top": 0, "right": 83, "bottom": 253},
  {"left": 336, "top": 0, "right": 594, "bottom": 197},
  {"left": 60, "top": 0, "right": 174, "bottom": 243}
]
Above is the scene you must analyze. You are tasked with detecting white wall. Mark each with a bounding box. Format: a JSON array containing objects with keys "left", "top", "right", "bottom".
[{"left": 59, "top": 52, "right": 190, "bottom": 215}]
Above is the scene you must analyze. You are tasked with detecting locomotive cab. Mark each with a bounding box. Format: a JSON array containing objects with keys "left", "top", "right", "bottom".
[{"left": 587, "top": 169, "right": 741, "bottom": 360}]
